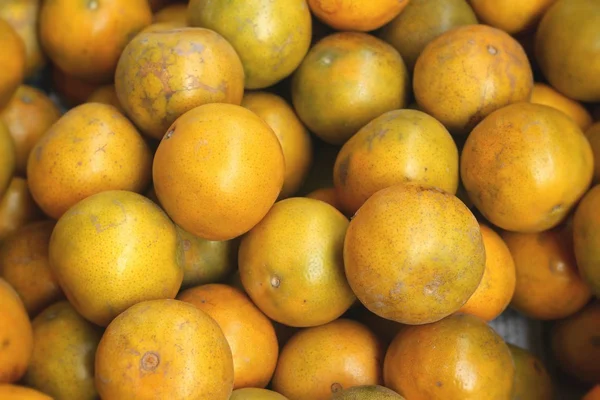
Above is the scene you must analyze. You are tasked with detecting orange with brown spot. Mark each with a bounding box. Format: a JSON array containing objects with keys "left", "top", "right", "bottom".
[
  {"left": 0, "top": 178, "right": 42, "bottom": 241},
  {"left": 308, "top": 0, "right": 409, "bottom": 32}
]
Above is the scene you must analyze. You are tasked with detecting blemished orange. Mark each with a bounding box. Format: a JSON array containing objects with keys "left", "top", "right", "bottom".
[
  {"left": 153, "top": 3, "right": 188, "bottom": 24},
  {"left": 0, "top": 385, "right": 52, "bottom": 400},
  {"left": 0, "top": 85, "right": 62, "bottom": 175},
  {"left": 384, "top": 313, "right": 515, "bottom": 399},
  {"left": 307, "top": 0, "right": 409, "bottom": 32},
  {"left": 573, "top": 184, "right": 600, "bottom": 296},
  {"left": 0, "top": 19, "right": 25, "bottom": 111},
  {"left": 242, "top": 91, "right": 313, "bottom": 199},
  {"left": 469, "top": 0, "right": 557, "bottom": 34},
  {"left": 153, "top": 103, "right": 284, "bottom": 241},
  {"left": 0, "top": 178, "right": 43, "bottom": 241},
  {"left": 458, "top": 224, "right": 516, "bottom": 321},
  {"left": 0, "top": 122, "right": 16, "bottom": 200},
  {"left": 239, "top": 197, "right": 355, "bottom": 327},
  {"left": 178, "top": 284, "right": 279, "bottom": 389},
  {"left": 333, "top": 109, "right": 459, "bottom": 216},
  {"left": 95, "top": 299, "right": 234, "bottom": 399},
  {"left": 27, "top": 103, "right": 153, "bottom": 219},
  {"left": 0, "top": 278, "right": 33, "bottom": 383},
  {"left": 502, "top": 226, "right": 592, "bottom": 320},
  {"left": 461, "top": 102, "right": 594, "bottom": 233},
  {"left": 86, "top": 85, "right": 124, "bottom": 113},
  {"left": 530, "top": 82, "right": 593, "bottom": 131},
  {"left": 414, "top": 24, "right": 533, "bottom": 135},
  {"left": 344, "top": 184, "right": 485, "bottom": 325},
  {"left": 51, "top": 67, "right": 101, "bottom": 108},
  {"left": 586, "top": 123, "right": 600, "bottom": 182},
  {"left": 272, "top": 319, "right": 384, "bottom": 400},
  {"left": 508, "top": 344, "right": 553, "bottom": 400},
  {"left": 305, "top": 188, "right": 343, "bottom": 212}
]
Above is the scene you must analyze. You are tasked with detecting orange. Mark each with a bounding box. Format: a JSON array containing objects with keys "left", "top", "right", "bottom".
[
  {"left": 272, "top": 319, "right": 384, "bottom": 400},
  {"left": 115, "top": 27, "right": 244, "bottom": 139},
  {"left": 141, "top": 20, "right": 187, "bottom": 34},
  {"left": 586, "top": 123, "right": 600, "bottom": 182},
  {"left": 95, "top": 299, "right": 234, "bottom": 399},
  {"left": 178, "top": 284, "right": 279, "bottom": 389},
  {"left": 86, "top": 85, "right": 124, "bottom": 113},
  {"left": 344, "top": 184, "right": 485, "bottom": 325},
  {"left": 242, "top": 91, "right": 313, "bottom": 199},
  {"left": 0, "top": 19, "right": 25, "bottom": 110},
  {"left": 0, "top": 278, "right": 33, "bottom": 383},
  {"left": 51, "top": 67, "right": 101, "bottom": 108},
  {"left": 292, "top": 32, "right": 409, "bottom": 145},
  {"left": 469, "top": 0, "right": 557, "bottom": 34},
  {"left": 24, "top": 301, "right": 102, "bottom": 400},
  {"left": 153, "top": 103, "right": 284, "bottom": 241},
  {"left": 0, "top": 221, "right": 63, "bottom": 316},
  {"left": 153, "top": 3, "right": 188, "bottom": 24},
  {"left": 458, "top": 224, "right": 516, "bottom": 321},
  {"left": 502, "top": 226, "right": 592, "bottom": 320},
  {"left": 39, "top": 0, "right": 152, "bottom": 83},
  {"left": 0, "top": 122, "right": 16, "bottom": 199},
  {"left": 0, "top": 85, "right": 62, "bottom": 175},
  {"left": 461, "top": 102, "right": 594, "bottom": 233},
  {"left": 414, "top": 24, "right": 533, "bottom": 135},
  {"left": 332, "top": 385, "right": 405, "bottom": 400},
  {"left": 0, "top": 385, "right": 52, "bottom": 400},
  {"left": 0, "top": 178, "right": 42, "bottom": 241},
  {"left": 305, "top": 187, "right": 343, "bottom": 212},
  {"left": 333, "top": 109, "right": 459, "bottom": 216},
  {"left": 583, "top": 386, "right": 600, "bottom": 400},
  {"left": 49, "top": 190, "right": 183, "bottom": 327},
  {"left": 230, "top": 388, "right": 289, "bottom": 400},
  {"left": 307, "top": 0, "right": 409, "bottom": 32},
  {"left": 27, "top": 103, "right": 153, "bottom": 219},
  {"left": 573, "top": 184, "right": 600, "bottom": 296},
  {"left": 384, "top": 313, "right": 515, "bottom": 399},
  {"left": 239, "top": 197, "right": 355, "bottom": 327},
  {"left": 530, "top": 82, "right": 593, "bottom": 131},
  {"left": 508, "top": 344, "right": 553, "bottom": 400}
]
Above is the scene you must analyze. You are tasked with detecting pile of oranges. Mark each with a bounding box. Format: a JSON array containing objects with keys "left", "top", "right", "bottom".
[{"left": 1, "top": 0, "right": 600, "bottom": 399}]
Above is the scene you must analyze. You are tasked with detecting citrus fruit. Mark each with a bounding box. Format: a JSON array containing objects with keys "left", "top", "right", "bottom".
[
  {"left": 508, "top": 344, "right": 553, "bottom": 400},
  {"left": 305, "top": 188, "right": 343, "bottom": 212},
  {"left": 331, "top": 385, "right": 405, "bottom": 400},
  {"left": 230, "top": 388, "right": 289, "bottom": 400},
  {"left": 86, "top": 85, "right": 124, "bottom": 113},
  {"left": 469, "top": 0, "right": 556, "bottom": 34},
  {"left": 0, "top": 19, "right": 25, "bottom": 110},
  {"left": 0, "top": 177, "right": 42, "bottom": 241},
  {"left": 307, "top": 0, "right": 409, "bottom": 32},
  {"left": 573, "top": 184, "right": 600, "bottom": 296},
  {"left": 530, "top": 82, "right": 593, "bottom": 131},
  {"left": 0, "top": 385, "right": 52, "bottom": 400},
  {"left": 586, "top": 123, "right": 600, "bottom": 182},
  {"left": 0, "top": 122, "right": 16, "bottom": 199}
]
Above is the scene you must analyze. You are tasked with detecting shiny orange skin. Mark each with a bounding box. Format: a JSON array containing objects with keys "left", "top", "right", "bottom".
[
  {"left": 0, "top": 178, "right": 42, "bottom": 241},
  {"left": 586, "top": 123, "right": 600, "bottom": 182},
  {"left": 583, "top": 386, "right": 600, "bottom": 400},
  {"left": 573, "top": 185, "right": 600, "bottom": 296},
  {"left": 153, "top": 103, "right": 284, "bottom": 241},
  {"left": 0, "top": 122, "right": 16, "bottom": 200},
  {"left": 530, "top": 82, "right": 593, "bottom": 131},
  {"left": 469, "top": 0, "right": 557, "bottom": 34},
  {"left": 87, "top": 85, "right": 124, "bottom": 113},
  {"left": 1, "top": 85, "right": 62, "bottom": 175},
  {"left": 508, "top": 344, "right": 553, "bottom": 400},
  {"left": 0, "top": 19, "right": 25, "bottom": 110},
  {"left": 0, "top": 385, "right": 52, "bottom": 400},
  {"left": 502, "top": 226, "right": 592, "bottom": 320},
  {"left": 384, "top": 313, "right": 515, "bottom": 399},
  {"left": 153, "top": 3, "right": 188, "bottom": 24},
  {"left": 51, "top": 67, "right": 101, "bottom": 108},
  {"left": 458, "top": 224, "right": 516, "bottom": 321},
  {"left": 308, "top": 0, "right": 409, "bottom": 32},
  {"left": 27, "top": 103, "right": 153, "bottom": 219},
  {"left": 292, "top": 32, "right": 409, "bottom": 145},
  {"left": 0, "top": 221, "right": 63, "bottom": 316},
  {"left": 272, "top": 319, "right": 384, "bottom": 400},
  {"left": 0, "top": 278, "right": 33, "bottom": 383},
  {"left": 96, "top": 299, "right": 234, "bottom": 399},
  {"left": 461, "top": 102, "right": 594, "bottom": 233},
  {"left": 414, "top": 24, "right": 533, "bottom": 135},
  {"left": 40, "top": 0, "right": 152, "bottom": 83},
  {"left": 306, "top": 188, "right": 343, "bottom": 212},
  {"left": 178, "top": 284, "right": 279, "bottom": 389}
]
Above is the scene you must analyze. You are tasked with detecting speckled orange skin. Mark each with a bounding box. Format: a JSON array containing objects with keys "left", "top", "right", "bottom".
[
  {"left": 508, "top": 344, "right": 553, "bottom": 400},
  {"left": 86, "top": 85, "right": 124, "bottom": 113},
  {"left": 333, "top": 109, "right": 459, "bottom": 216},
  {"left": 344, "top": 184, "right": 485, "bottom": 325},
  {"left": 153, "top": 103, "right": 284, "bottom": 241},
  {"left": 384, "top": 313, "right": 515, "bottom": 399},
  {"left": 239, "top": 198, "right": 355, "bottom": 328},
  {"left": 272, "top": 319, "right": 384, "bottom": 400},
  {"left": 24, "top": 301, "right": 101, "bottom": 400},
  {"left": 530, "top": 83, "right": 592, "bottom": 131},
  {"left": 153, "top": 3, "right": 188, "bottom": 24},
  {"left": 585, "top": 123, "right": 600, "bottom": 182},
  {"left": 230, "top": 388, "right": 289, "bottom": 400},
  {"left": 0, "top": 221, "right": 63, "bottom": 316},
  {"left": 0, "top": 385, "right": 52, "bottom": 399},
  {"left": 0, "top": 178, "right": 42, "bottom": 241},
  {"left": 1, "top": 85, "right": 62, "bottom": 175},
  {"left": 49, "top": 190, "right": 183, "bottom": 327},
  {"left": 308, "top": 0, "right": 409, "bottom": 31},
  {"left": 292, "top": 32, "right": 409, "bottom": 145},
  {"left": 469, "top": 0, "right": 556, "bottom": 34},
  {"left": 96, "top": 299, "right": 234, "bottom": 399},
  {"left": 0, "top": 20, "right": 25, "bottom": 110},
  {"left": 0, "top": 278, "right": 33, "bottom": 383},
  {"left": 188, "top": 0, "right": 312, "bottom": 89},
  {"left": 178, "top": 284, "right": 279, "bottom": 389},
  {"left": 461, "top": 102, "right": 594, "bottom": 233},
  {"left": 116, "top": 28, "right": 244, "bottom": 140},
  {"left": 27, "top": 103, "right": 153, "bottom": 219},
  {"left": 573, "top": 185, "right": 600, "bottom": 296},
  {"left": 414, "top": 24, "right": 533, "bottom": 135},
  {"left": 0, "top": 122, "right": 16, "bottom": 200},
  {"left": 39, "top": 0, "right": 152, "bottom": 83},
  {"left": 551, "top": 302, "right": 600, "bottom": 383},
  {"left": 51, "top": 67, "right": 101, "bottom": 108},
  {"left": 306, "top": 188, "right": 343, "bottom": 212}
]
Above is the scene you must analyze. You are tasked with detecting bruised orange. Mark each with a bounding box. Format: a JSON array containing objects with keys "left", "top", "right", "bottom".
[
  {"left": 0, "top": 19, "right": 25, "bottom": 110},
  {"left": 573, "top": 184, "right": 600, "bottom": 296},
  {"left": 530, "top": 82, "right": 593, "bottom": 131},
  {"left": 0, "top": 178, "right": 42, "bottom": 241},
  {"left": 469, "top": 0, "right": 557, "bottom": 34},
  {"left": 307, "top": 0, "right": 409, "bottom": 32}
]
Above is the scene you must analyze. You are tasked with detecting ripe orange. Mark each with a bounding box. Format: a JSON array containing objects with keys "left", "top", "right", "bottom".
[
  {"left": 0, "top": 19, "right": 25, "bottom": 110},
  {"left": 307, "top": 0, "right": 409, "bottom": 32},
  {"left": 469, "top": 0, "right": 557, "bottom": 34},
  {"left": 86, "top": 85, "right": 124, "bottom": 113},
  {"left": 0, "top": 178, "right": 42, "bottom": 241},
  {"left": 153, "top": 3, "right": 187, "bottom": 24},
  {"left": 530, "top": 82, "right": 593, "bottom": 131},
  {"left": 0, "top": 385, "right": 52, "bottom": 400}
]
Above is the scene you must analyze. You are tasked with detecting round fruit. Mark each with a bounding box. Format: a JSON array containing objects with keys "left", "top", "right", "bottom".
[
  {"left": 178, "top": 284, "right": 279, "bottom": 389},
  {"left": 414, "top": 24, "right": 533, "bottom": 135},
  {"left": 307, "top": 0, "right": 409, "bottom": 32},
  {"left": 49, "top": 190, "right": 183, "bottom": 327},
  {"left": 0, "top": 385, "right": 52, "bottom": 400},
  {"left": 239, "top": 197, "right": 355, "bottom": 327},
  {"left": 153, "top": 3, "right": 188, "bottom": 24},
  {"left": 86, "top": 85, "right": 123, "bottom": 113},
  {"left": 586, "top": 123, "right": 600, "bottom": 182},
  {"left": 116, "top": 27, "right": 244, "bottom": 139},
  {"left": 141, "top": 20, "right": 187, "bottom": 33},
  {"left": 508, "top": 344, "right": 553, "bottom": 400},
  {"left": 153, "top": 103, "right": 284, "bottom": 241},
  {"left": 344, "top": 183, "right": 485, "bottom": 325},
  {"left": 0, "top": 177, "right": 42, "bottom": 241},
  {"left": 461, "top": 102, "right": 594, "bottom": 233},
  {"left": 0, "top": 19, "right": 25, "bottom": 110},
  {"left": 573, "top": 185, "right": 600, "bottom": 296},
  {"left": 24, "top": 301, "right": 102, "bottom": 400},
  {"left": 469, "top": 0, "right": 556, "bottom": 34},
  {"left": 272, "top": 319, "right": 384, "bottom": 400},
  {"left": 331, "top": 385, "right": 405, "bottom": 400},
  {"left": 242, "top": 91, "right": 313, "bottom": 199},
  {"left": 535, "top": 0, "right": 600, "bottom": 102},
  {"left": 51, "top": 67, "right": 101, "bottom": 108},
  {"left": 95, "top": 299, "right": 234, "bottom": 399},
  {"left": 230, "top": 388, "right": 289, "bottom": 400},
  {"left": 27, "top": 103, "right": 153, "bottom": 219},
  {"left": 530, "top": 82, "right": 593, "bottom": 131},
  {"left": 333, "top": 109, "right": 459, "bottom": 216},
  {"left": 39, "top": 0, "right": 152, "bottom": 83},
  {"left": 305, "top": 188, "right": 342, "bottom": 212},
  {"left": 292, "top": 32, "right": 409, "bottom": 145},
  {"left": 379, "top": 0, "right": 478, "bottom": 71},
  {"left": 384, "top": 313, "right": 515, "bottom": 399},
  {"left": 0, "top": 122, "right": 16, "bottom": 199}
]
